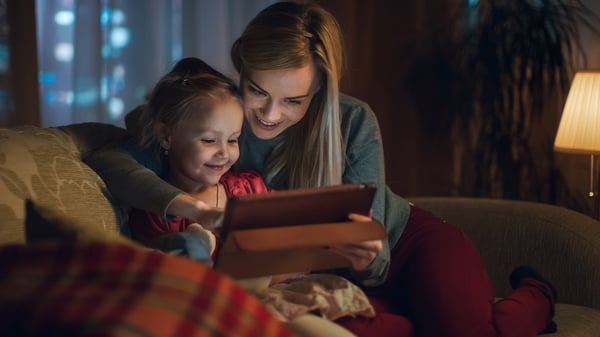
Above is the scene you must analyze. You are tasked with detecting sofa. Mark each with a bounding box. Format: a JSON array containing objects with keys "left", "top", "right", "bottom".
[
  {"left": 1, "top": 122, "right": 599, "bottom": 336},
  {"left": 408, "top": 197, "right": 600, "bottom": 336},
  {"left": 0, "top": 123, "right": 360, "bottom": 337}
]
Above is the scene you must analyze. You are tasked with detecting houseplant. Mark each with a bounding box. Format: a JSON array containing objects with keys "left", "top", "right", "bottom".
[{"left": 448, "top": 0, "right": 599, "bottom": 209}]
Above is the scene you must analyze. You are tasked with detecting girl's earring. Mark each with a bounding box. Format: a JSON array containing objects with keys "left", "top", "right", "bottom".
[{"left": 161, "top": 139, "right": 170, "bottom": 156}]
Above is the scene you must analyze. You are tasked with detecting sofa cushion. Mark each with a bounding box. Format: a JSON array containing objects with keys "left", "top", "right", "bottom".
[
  {"left": 0, "top": 124, "right": 128, "bottom": 245},
  {"left": 553, "top": 303, "right": 600, "bottom": 337},
  {"left": 408, "top": 197, "right": 600, "bottom": 312}
]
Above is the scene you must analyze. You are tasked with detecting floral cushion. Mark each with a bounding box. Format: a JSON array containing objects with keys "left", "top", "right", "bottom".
[
  {"left": 0, "top": 124, "right": 128, "bottom": 244},
  {"left": 254, "top": 274, "right": 375, "bottom": 322}
]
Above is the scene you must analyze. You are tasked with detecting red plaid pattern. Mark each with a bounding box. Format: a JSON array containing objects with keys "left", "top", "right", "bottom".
[{"left": 0, "top": 241, "right": 293, "bottom": 337}]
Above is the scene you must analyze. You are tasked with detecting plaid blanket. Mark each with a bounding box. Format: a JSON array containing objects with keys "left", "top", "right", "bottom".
[{"left": 0, "top": 241, "right": 294, "bottom": 337}]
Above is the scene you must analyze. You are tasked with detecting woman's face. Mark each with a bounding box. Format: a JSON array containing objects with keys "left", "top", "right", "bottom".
[
  {"left": 165, "top": 97, "right": 243, "bottom": 191},
  {"left": 242, "top": 63, "right": 318, "bottom": 140}
]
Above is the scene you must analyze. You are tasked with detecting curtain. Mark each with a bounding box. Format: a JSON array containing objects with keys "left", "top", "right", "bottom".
[
  {"left": 0, "top": 0, "right": 14, "bottom": 126},
  {"left": 36, "top": 0, "right": 275, "bottom": 128}
]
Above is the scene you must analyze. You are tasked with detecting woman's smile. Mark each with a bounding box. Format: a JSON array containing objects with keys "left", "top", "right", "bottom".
[{"left": 255, "top": 115, "right": 282, "bottom": 130}]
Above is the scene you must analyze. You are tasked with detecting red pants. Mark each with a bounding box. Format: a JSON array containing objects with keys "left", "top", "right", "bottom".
[{"left": 337, "top": 205, "right": 555, "bottom": 337}]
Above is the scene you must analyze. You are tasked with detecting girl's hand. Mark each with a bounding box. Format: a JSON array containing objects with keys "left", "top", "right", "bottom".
[
  {"left": 167, "top": 193, "right": 225, "bottom": 230},
  {"left": 192, "top": 206, "right": 225, "bottom": 231},
  {"left": 326, "top": 210, "right": 383, "bottom": 271}
]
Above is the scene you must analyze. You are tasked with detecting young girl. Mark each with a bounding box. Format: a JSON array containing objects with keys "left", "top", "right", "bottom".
[{"left": 125, "top": 57, "right": 268, "bottom": 258}]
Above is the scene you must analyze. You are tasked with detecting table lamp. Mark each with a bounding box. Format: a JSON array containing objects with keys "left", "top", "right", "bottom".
[{"left": 554, "top": 70, "right": 600, "bottom": 218}]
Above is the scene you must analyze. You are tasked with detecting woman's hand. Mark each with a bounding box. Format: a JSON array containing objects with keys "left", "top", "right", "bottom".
[
  {"left": 326, "top": 211, "right": 383, "bottom": 271},
  {"left": 167, "top": 193, "right": 225, "bottom": 230}
]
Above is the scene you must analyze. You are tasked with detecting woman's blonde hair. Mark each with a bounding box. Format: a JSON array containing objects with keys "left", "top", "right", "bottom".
[
  {"left": 231, "top": 1, "right": 345, "bottom": 189},
  {"left": 135, "top": 57, "right": 241, "bottom": 156}
]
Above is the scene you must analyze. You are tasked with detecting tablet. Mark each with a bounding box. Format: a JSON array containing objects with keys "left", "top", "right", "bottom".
[{"left": 213, "top": 182, "right": 388, "bottom": 278}]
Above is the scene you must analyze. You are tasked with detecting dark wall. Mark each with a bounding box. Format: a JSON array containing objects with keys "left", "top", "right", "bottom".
[
  {"left": 4, "top": 0, "right": 39, "bottom": 126},
  {"left": 318, "top": 0, "right": 600, "bottom": 217},
  {"left": 315, "top": 0, "right": 456, "bottom": 197},
  {"left": 5, "top": 0, "right": 600, "bottom": 216}
]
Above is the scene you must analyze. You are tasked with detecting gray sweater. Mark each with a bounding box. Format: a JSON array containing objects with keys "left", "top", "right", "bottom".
[{"left": 87, "top": 94, "right": 410, "bottom": 287}]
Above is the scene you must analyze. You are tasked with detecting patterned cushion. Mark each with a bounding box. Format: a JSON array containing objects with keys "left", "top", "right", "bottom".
[
  {"left": 0, "top": 124, "right": 128, "bottom": 245},
  {"left": 24, "top": 199, "right": 139, "bottom": 248}
]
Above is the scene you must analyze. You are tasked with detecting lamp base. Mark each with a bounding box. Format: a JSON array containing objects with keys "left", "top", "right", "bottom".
[{"left": 590, "top": 154, "right": 600, "bottom": 220}]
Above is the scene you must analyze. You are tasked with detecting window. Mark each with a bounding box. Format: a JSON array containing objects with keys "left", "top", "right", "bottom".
[
  {"left": 36, "top": 0, "right": 275, "bottom": 127},
  {"left": 0, "top": 0, "right": 10, "bottom": 125}
]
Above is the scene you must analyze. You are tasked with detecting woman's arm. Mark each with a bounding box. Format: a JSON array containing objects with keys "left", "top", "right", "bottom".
[
  {"left": 338, "top": 94, "right": 410, "bottom": 287},
  {"left": 86, "top": 146, "right": 180, "bottom": 217},
  {"left": 167, "top": 194, "right": 224, "bottom": 230},
  {"left": 86, "top": 145, "right": 222, "bottom": 228}
]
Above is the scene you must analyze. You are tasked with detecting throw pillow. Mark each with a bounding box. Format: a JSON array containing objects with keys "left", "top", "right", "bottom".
[
  {"left": 0, "top": 125, "right": 128, "bottom": 245},
  {"left": 0, "top": 241, "right": 294, "bottom": 337},
  {"left": 24, "top": 199, "right": 139, "bottom": 247}
]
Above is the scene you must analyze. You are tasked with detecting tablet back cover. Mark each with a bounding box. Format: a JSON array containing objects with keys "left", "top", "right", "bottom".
[{"left": 214, "top": 182, "right": 387, "bottom": 278}]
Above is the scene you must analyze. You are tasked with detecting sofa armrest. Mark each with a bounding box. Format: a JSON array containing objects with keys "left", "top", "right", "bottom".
[{"left": 408, "top": 197, "right": 600, "bottom": 310}]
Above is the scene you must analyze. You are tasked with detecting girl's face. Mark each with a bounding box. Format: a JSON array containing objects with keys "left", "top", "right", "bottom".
[
  {"left": 242, "top": 63, "right": 318, "bottom": 140},
  {"left": 165, "top": 97, "right": 243, "bottom": 191}
]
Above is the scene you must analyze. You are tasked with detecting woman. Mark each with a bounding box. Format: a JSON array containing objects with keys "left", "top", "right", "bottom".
[{"left": 87, "top": 2, "right": 557, "bottom": 337}]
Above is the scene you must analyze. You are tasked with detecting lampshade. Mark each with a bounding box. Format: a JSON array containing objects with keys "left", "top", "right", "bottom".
[{"left": 554, "top": 71, "right": 600, "bottom": 154}]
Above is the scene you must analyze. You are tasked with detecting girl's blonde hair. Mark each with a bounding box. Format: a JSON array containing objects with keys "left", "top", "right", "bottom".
[
  {"left": 135, "top": 57, "right": 241, "bottom": 155},
  {"left": 231, "top": 1, "right": 345, "bottom": 189}
]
